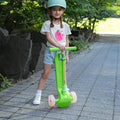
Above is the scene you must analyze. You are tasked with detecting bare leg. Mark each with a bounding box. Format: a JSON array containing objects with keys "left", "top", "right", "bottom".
[{"left": 38, "top": 64, "right": 52, "bottom": 90}]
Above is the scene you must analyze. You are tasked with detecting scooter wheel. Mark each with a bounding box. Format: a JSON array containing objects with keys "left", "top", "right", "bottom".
[
  {"left": 70, "top": 92, "right": 77, "bottom": 103},
  {"left": 48, "top": 95, "right": 55, "bottom": 107}
]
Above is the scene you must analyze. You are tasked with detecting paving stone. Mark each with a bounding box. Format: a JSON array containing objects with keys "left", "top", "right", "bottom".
[
  {"left": 16, "top": 108, "right": 48, "bottom": 117},
  {"left": 9, "top": 97, "right": 30, "bottom": 103},
  {"left": 43, "top": 117, "right": 61, "bottom": 120},
  {"left": 114, "top": 115, "right": 120, "bottom": 120},
  {"left": 0, "top": 96, "right": 13, "bottom": 101},
  {"left": 0, "top": 118, "right": 8, "bottom": 120},
  {"left": 115, "top": 105, "right": 120, "bottom": 114},
  {"left": 0, "top": 101, "right": 6, "bottom": 105},
  {"left": 80, "top": 111, "right": 112, "bottom": 120},
  {"left": 1, "top": 88, "right": 22, "bottom": 94},
  {"left": 0, "top": 94, "right": 15, "bottom": 101},
  {"left": 83, "top": 106, "right": 113, "bottom": 115},
  {"left": 46, "top": 112, "right": 78, "bottom": 120},
  {"left": 0, "top": 105, "right": 19, "bottom": 112},
  {"left": 15, "top": 93, "right": 34, "bottom": 99},
  {"left": 50, "top": 106, "right": 81, "bottom": 116},
  {"left": 0, "top": 111, "right": 13, "bottom": 118},
  {"left": 9, "top": 113, "right": 43, "bottom": 120},
  {"left": 78, "top": 116, "right": 109, "bottom": 120},
  {"left": 3, "top": 101, "right": 26, "bottom": 108},
  {"left": 23, "top": 100, "right": 50, "bottom": 111}
]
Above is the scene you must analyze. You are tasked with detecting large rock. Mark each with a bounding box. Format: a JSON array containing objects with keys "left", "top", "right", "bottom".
[
  {"left": 0, "top": 28, "right": 47, "bottom": 80},
  {"left": 29, "top": 31, "right": 47, "bottom": 73},
  {"left": 35, "top": 43, "right": 46, "bottom": 71},
  {"left": 0, "top": 27, "right": 8, "bottom": 47},
  {"left": 0, "top": 29, "right": 32, "bottom": 80}
]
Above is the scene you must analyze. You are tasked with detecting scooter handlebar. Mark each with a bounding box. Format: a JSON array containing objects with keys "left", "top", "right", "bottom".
[{"left": 49, "top": 46, "right": 77, "bottom": 52}]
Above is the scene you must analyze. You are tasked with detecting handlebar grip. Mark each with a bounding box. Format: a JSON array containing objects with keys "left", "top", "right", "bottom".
[{"left": 49, "top": 46, "right": 77, "bottom": 52}]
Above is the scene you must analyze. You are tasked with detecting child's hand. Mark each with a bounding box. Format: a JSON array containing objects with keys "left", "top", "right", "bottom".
[{"left": 59, "top": 46, "right": 65, "bottom": 52}]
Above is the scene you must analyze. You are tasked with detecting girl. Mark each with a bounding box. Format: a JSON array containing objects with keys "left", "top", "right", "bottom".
[{"left": 33, "top": 0, "right": 71, "bottom": 105}]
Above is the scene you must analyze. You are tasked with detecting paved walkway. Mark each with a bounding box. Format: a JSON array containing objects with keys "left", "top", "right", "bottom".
[{"left": 0, "top": 34, "right": 120, "bottom": 120}]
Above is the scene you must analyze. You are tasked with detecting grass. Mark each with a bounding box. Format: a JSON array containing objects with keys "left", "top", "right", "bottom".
[
  {"left": 95, "top": 18, "right": 120, "bottom": 33},
  {"left": 0, "top": 73, "right": 13, "bottom": 91}
]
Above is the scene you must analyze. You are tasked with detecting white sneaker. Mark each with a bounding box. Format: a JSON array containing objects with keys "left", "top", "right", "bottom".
[{"left": 33, "top": 93, "right": 41, "bottom": 105}]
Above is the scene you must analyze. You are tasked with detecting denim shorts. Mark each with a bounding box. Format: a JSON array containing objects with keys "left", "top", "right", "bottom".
[{"left": 43, "top": 47, "right": 59, "bottom": 65}]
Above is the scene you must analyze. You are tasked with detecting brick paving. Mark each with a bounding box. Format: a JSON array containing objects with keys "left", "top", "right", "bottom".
[{"left": 0, "top": 34, "right": 120, "bottom": 120}]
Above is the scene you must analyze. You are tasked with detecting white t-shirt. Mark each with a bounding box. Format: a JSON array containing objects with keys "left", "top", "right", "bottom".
[{"left": 40, "top": 20, "right": 71, "bottom": 47}]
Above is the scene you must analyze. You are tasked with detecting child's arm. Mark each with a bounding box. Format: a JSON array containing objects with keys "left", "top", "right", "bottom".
[
  {"left": 66, "top": 35, "right": 69, "bottom": 64},
  {"left": 45, "top": 32, "right": 65, "bottom": 52},
  {"left": 66, "top": 35, "right": 69, "bottom": 55}
]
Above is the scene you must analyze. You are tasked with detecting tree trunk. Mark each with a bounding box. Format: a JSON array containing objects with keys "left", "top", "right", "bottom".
[
  {"left": 88, "top": 18, "right": 91, "bottom": 30},
  {"left": 92, "top": 18, "right": 96, "bottom": 33},
  {"left": 75, "top": 18, "right": 78, "bottom": 28}
]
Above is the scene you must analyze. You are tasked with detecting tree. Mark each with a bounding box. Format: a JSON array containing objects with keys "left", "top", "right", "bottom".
[
  {"left": 65, "top": 0, "right": 90, "bottom": 28},
  {"left": 65, "top": 0, "right": 116, "bottom": 31},
  {"left": 0, "top": 0, "right": 117, "bottom": 33},
  {"left": 87, "top": 0, "right": 116, "bottom": 32},
  {"left": 0, "top": 0, "right": 47, "bottom": 32}
]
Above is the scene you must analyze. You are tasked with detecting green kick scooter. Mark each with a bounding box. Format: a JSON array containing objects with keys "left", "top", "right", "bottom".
[{"left": 48, "top": 46, "right": 77, "bottom": 108}]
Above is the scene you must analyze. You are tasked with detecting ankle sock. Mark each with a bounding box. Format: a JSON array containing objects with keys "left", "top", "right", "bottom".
[{"left": 37, "top": 90, "right": 42, "bottom": 94}]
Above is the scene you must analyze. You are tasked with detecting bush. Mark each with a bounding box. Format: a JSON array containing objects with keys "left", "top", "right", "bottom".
[
  {"left": 70, "top": 40, "right": 90, "bottom": 51},
  {"left": 0, "top": 73, "right": 13, "bottom": 91}
]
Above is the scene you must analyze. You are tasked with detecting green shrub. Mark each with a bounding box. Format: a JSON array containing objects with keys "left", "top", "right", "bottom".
[
  {"left": 70, "top": 40, "right": 90, "bottom": 51},
  {"left": 0, "top": 73, "right": 13, "bottom": 91}
]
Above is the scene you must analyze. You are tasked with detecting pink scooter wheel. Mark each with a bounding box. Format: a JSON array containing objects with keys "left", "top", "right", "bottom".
[
  {"left": 70, "top": 92, "right": 77, "bottom": 103},
  {"left": 48, "top": 95, "right": 55, "bottom": 107}
]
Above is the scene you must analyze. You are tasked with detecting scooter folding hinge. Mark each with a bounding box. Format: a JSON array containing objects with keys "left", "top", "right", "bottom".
[{"left": 59, "top": 51, "right": 66, "bottom": 61}]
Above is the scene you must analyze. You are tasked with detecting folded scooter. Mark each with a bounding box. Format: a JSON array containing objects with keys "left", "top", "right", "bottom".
[{"left": 48, "top": 46, "right": 77, "bottom": 108}]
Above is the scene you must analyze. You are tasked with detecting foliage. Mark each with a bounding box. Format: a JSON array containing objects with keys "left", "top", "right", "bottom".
[
  {"left": 0, "top": 0, "right": 117, "bottom": 33},
  {"left": 111, "top": 0, "right": 120, "bottom": 17},
  {"left": 0, "top": 73, "right": 13, "bottom": 91},
  {"left": 65, "top": 0, "right": 116, "bottom": 32},
  {"left": 70, "top": 40, "right": 90, "bottom": 51},
  {"left": 0, "top": 0, "right": 48, "bottom": 32}
]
